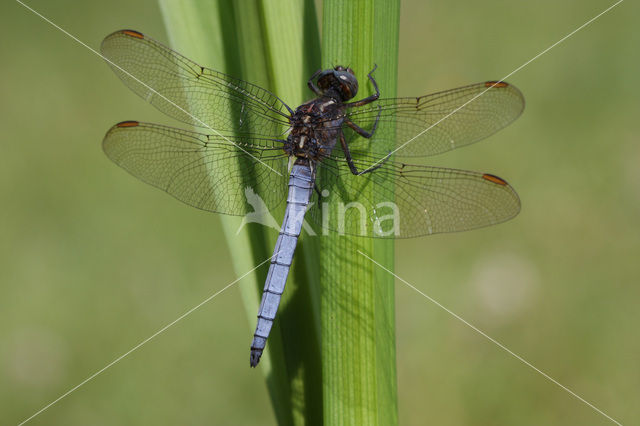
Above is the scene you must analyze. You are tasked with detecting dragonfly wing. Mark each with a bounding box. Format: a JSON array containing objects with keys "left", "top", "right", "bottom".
[
  {"left": 103, "top": 121, "right": 288, "bottom": 216},
  {"left": 101, "top": 30, "right": 291, "bottom": 137},
  {"left": 341, "top": 81, "right": 524, "bottom": 158},
  {"left": 310, "top": 155, "right": 520, "bottom": 238}
]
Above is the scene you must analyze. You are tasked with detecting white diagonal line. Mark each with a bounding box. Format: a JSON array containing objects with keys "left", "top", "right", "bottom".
[
  {"left": 15, "top": 0, "right": 283, "bottom": 177},
  {"left": 17, "top": 253, "right": 277, "bottom": 426},
  {"left": 357, "top": 250, "right": 623, "bottom": 425},
  {"left": 367, "top": 0, "right": 624, "bottom": 169}
]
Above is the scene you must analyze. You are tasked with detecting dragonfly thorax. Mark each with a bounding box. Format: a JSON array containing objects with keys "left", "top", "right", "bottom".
[{"left": 285, "top": 97, "right": 346, "bottom": 161}]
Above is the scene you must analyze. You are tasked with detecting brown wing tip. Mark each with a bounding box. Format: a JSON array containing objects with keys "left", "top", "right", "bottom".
[
  {"left": 121, "top": 29, "right": 145, "bottom": 39},
  {"left": 482, "top": 173, "right": 509, "bottom": 186},
  {"left": 116, "top": 120, "right": 140, "bottom": 128},
  {"left": 485, "top": 81, "right": 509, "bottom": 88}
]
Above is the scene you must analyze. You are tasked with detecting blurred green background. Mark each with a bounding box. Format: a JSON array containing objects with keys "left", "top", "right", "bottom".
[{"left": 1, "top": 0, "right": 638, "bottom": 424}]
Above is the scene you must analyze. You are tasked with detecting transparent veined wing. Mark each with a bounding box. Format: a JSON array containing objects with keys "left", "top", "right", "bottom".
[
  {"left": 103, "top": 121, "right": 289, "bottom": 215},
  {"left": 310, "top": 153, "right": 520, "bottom": 238},
  {"left": 338, "top": 81, "right": 524, "bottom": 158},
  {"left": 101, "top": 30, "right": 291, "bottom": 138}
]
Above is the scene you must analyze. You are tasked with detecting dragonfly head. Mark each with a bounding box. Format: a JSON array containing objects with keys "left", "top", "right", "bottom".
[{"left": 316, "top": 66, "right": 358, "bottom": 101}]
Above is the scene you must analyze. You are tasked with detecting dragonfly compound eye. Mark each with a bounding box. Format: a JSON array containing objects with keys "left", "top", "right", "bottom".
[
  {"left": 335, "top": 70, "right": 358, "bottom": 100},
  {"left": 317, "top": 68, "right": 358, "bottom": 101}
]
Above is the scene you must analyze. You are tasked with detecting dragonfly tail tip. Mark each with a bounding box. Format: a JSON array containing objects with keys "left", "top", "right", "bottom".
[{"left": 250, "top": 349, "right": 263, "bottom": 367}]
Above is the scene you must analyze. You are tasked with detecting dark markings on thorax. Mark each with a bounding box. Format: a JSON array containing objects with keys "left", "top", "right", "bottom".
[{"left": 284, "top": 97, "right": 346, "bottom": 161}]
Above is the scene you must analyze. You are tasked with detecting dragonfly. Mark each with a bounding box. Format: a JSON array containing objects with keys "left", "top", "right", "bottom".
[{"left": 100, "top": 29, "right": 524, "bottom": 367}]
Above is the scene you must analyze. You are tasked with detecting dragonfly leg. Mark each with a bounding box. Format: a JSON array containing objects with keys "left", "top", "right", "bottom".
[
  {"left": 308, "top": 68, "right": 324, "bottom": 96},
  {"left": 344, "top": 104, "right": 381, "bottom": 139},
  {"left": 340, "top": 132, "right": 391, "bottom": 176},
  {"left": 346, "top": 64, "right": 380, "bottom": 107}
]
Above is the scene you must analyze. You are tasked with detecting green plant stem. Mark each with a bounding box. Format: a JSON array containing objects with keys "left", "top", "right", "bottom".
[
  {"left": 158, "top": 1, "right": 322, "bottom": 424},
  {"left": 320, "top": 1, "right": 400, "bottom": 424}
]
